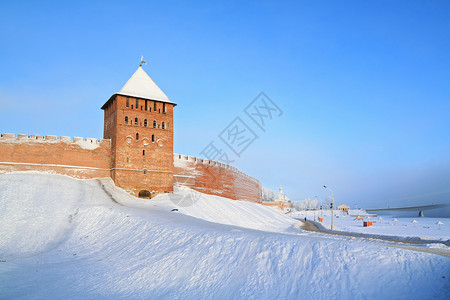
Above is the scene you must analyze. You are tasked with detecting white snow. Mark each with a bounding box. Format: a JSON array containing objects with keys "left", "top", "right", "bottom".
[
  {"left": 74, "top": 138, "right": 100, "bottom": 150},
  {"left": 154, "top": 186, "right": 296, "bottom": 232},
  {"left": 0, "top": 135, "right": 101, "bottom": 150},
  {"left": 0, "top": 172, "right": 449, "bottom": 299}
]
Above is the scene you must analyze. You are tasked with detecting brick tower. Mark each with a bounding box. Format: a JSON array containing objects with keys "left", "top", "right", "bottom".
[{"left": 101, "top": 65, "right": 176, "bottom": 198}]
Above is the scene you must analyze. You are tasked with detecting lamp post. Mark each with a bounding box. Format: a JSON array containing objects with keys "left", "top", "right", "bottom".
[
  {"left": 321, "top": 197, "right": 323, "bottom": 219},
  {"left": 314, "top": 196, "right": 318, "bottom": 221},
  {"left": 323, "top": 185, "right": 334, "bottom": 230}
]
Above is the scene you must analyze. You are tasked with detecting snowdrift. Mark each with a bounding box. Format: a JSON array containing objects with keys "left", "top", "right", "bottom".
[{"left": 0, "top": 172, "right": 449, "bottom": 299}]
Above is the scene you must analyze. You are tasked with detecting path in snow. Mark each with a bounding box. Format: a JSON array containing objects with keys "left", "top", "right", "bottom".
[{"left": 298, "top": 220, "right": 450, "bottom": 258}]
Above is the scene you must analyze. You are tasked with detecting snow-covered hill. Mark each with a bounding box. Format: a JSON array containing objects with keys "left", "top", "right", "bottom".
[{"left": 0, "top": 172, "right": 449, "bottom": 299}]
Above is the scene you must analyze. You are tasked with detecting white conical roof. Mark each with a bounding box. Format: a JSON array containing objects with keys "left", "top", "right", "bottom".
[{"left": 117, "top": 66, "right": 174, "bottom": 104}]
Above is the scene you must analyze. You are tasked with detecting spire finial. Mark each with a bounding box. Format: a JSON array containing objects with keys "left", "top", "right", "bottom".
[{"left": 140, "top": 55, "right": 147, "bottom": 67}]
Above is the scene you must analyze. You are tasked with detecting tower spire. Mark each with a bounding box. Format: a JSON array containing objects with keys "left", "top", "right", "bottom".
[{"left": 140, "top": 55, "right": 147, "bottom": 67}]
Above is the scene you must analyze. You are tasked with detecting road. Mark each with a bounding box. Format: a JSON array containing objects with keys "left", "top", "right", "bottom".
[{"left": 297, "top": 220, "right": 450, "bottom": 258}]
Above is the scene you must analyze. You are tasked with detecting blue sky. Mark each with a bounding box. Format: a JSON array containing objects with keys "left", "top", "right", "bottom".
[{"left": 1, "top": 1, "right": 449, "bottom": 211}]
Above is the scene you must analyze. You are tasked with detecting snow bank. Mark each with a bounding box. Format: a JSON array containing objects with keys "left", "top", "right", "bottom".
[
  {"left": 0, "top": 173, "right": 83, "bottom": 257},
  {"left": 0, "top": 172, "right": 449, "bottom": 299},
  {"left": 152, "top": 187, "right": 296, "bottom": 232}
]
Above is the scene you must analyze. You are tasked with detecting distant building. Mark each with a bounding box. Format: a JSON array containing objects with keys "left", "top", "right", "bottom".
[
  {"left": 262, "top": 187, "right": 294, "bottom": 210},
  {"left": 337, "top": 204, "right": 350, "bottom": 211}
]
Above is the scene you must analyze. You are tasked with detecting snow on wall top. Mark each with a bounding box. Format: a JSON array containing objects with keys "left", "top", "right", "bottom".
[
  {"left": 0, "top": 133, "right": 110, "bottom": 150},
  {"left": 117, "top": 66, "right": 175, "bottom": 105},
  {"left": 173, "top": 153, "right": 260, "bottom": 185}
]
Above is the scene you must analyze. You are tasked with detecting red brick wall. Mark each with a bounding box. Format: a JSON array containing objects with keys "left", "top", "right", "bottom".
[
  {"left": 173, "top": 154, "right": 262, "bottom": 203},
  {"left": 102, "top": 94, "right": 175, "bottom": 197},
  {"left": 0, "top": 134, "right": 111, "bottom": 178},
  {"left": 0, "top": 135, "right": 262, "bottom": 203}
]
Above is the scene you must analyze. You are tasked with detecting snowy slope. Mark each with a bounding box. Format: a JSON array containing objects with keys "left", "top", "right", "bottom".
[
  {"left": 0, "top": 172, "right": 449, "bottom": 299},
  {"left": 153, "top": 187, "right": 297, "bottom": 232}
]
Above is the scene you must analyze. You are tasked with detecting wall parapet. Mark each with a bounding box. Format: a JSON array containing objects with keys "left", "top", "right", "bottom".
[
  {"left": 0, "top": 133, "right": 111, "bottom": 148},
  {"left": 0, "top": 132, "right": 112, "bottom": 179},
  {"left": 173, "top": 153, "right": 260, "bottom": 185}
]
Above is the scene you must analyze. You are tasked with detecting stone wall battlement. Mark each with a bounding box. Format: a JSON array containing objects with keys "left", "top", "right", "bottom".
[
  {"left": 173, "top": 153, "right": 262, "bottom": 202},
  {"left": 0, "top": 133, "right": 111, "bottom": 148},
  {"left": 173, "top": 154, "right": 259, "bottom": 184},
  {"left": 0, "top": 132, "right": 112, "bottom": 179}
]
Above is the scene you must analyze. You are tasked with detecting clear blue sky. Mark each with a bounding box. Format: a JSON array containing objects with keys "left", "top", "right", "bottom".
[{"left": 1, "top": 1, "right": 449, "bottom": 211}]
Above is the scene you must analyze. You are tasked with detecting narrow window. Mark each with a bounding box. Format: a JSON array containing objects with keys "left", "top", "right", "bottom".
[
  {"left": 154, "top": 101, "right": 157, "bottom": 111},
  {"left": 158, "top": 109, "right": 161, "bottom": 113},
  {"left": 153, "top": 120, "right": 156, "bottom": 128},
  {"left": 143, "top": 150, "right": 145, "bottom": 156},
  {"left": 125, "top": 116, "right": 128, "bottom": 124},
  {"left": 141, "top": 106, "right": 143, "bottom": 110},
  {"left": 136, "top": 133, "right": 139, "bottom": 140},
  {"left": 163, "top": 103, "right": 166, "bottom": 114},
  {"left": 126, "top": 98, "right": 129, "bottom": 108},
  {"left": 136, "top": 99, "right": 139, "bottom": 109},
  {"left": 152, "top": 134, "right": 155, "bottom": 142},
  {"left": 162, "top": 122, "right": 165, "bottom": 129},
  {"left": 131, "top": 105, "right": 133, "bottom": 109},
  {"left": 145, "top": 100, "right": 148, "bottom": 111},
  {"left": 144, "top": 119, "right": 148, "bottom": 127},
  {"left": 135, "top": 118, "right": 138, "bottom": 125}
]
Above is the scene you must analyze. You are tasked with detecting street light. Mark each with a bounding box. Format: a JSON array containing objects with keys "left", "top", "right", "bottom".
[
  {"left": 323, "top": 185, "right": 334, "bottom": 230},
  {"left": 321, "top": 197, "right": 323, "bottom": 219},
  {"left": 314, "top": 196, "right": 318, "bottom": 221}
]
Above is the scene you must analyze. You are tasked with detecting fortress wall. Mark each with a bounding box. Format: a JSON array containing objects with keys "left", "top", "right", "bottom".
[
  {"left": 0, "top": 133, "right": 111, "bottom": 179},
  {"left": 173, "top": 154, "right": 262, "bottom": 203},
  {"left": 0, "top": 134, "right": 262, "bottom": 202}
]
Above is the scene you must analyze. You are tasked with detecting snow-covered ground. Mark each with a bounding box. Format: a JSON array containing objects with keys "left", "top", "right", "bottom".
[
  {"left": 292, "top": 210, "right": 450, "bottom": 242},
  {"left": 0, "top": 172, "right": 449, "bottom": 299}
]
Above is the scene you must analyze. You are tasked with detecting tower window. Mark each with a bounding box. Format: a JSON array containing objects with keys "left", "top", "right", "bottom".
[
  {"left": 141, "top": 106, "right": 143, "bottom": 110},
  {"left": 125, "top": 116, "right": 128, "bottom": 125},
  {"left": 136, "top": 99, "right": 139, "bottom": 109},
  {"left": 145, "top": 100, "right": 148, "bottom": 111},
  {"left": 144, "top": 119, "right": 148, "bottom": 127},
  {"left": 136, "top": 133, "right": 139, "bottom": 140},
  {"left": 154, "top": 101, "right": 157, "bottom": 111},
  {"left": 153, "top": 120, "right": 157, "bottom": 128},
  {"left": 135, "top": 118, "right": 138, "bottom": 125},
  {"left": 163, "top": 103, "right": 166, "bottom": 114},
  {"left": 162, "top": 122, "right": 166, "bottom": 129},
  {"left": 131, "top": 105, "right": 133, "bottom": 109},
  {"left": 158, "top": 109, "right": 161, "bottom": 113},
  {"left": 126, "top": 98, "right": 129, "bottom": 108},
  {"left": 143, "top": 150, "right": 145, "bottom": 156},
  {"left": 152, "top": 134, "right": 155, "bottom": 142}
]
